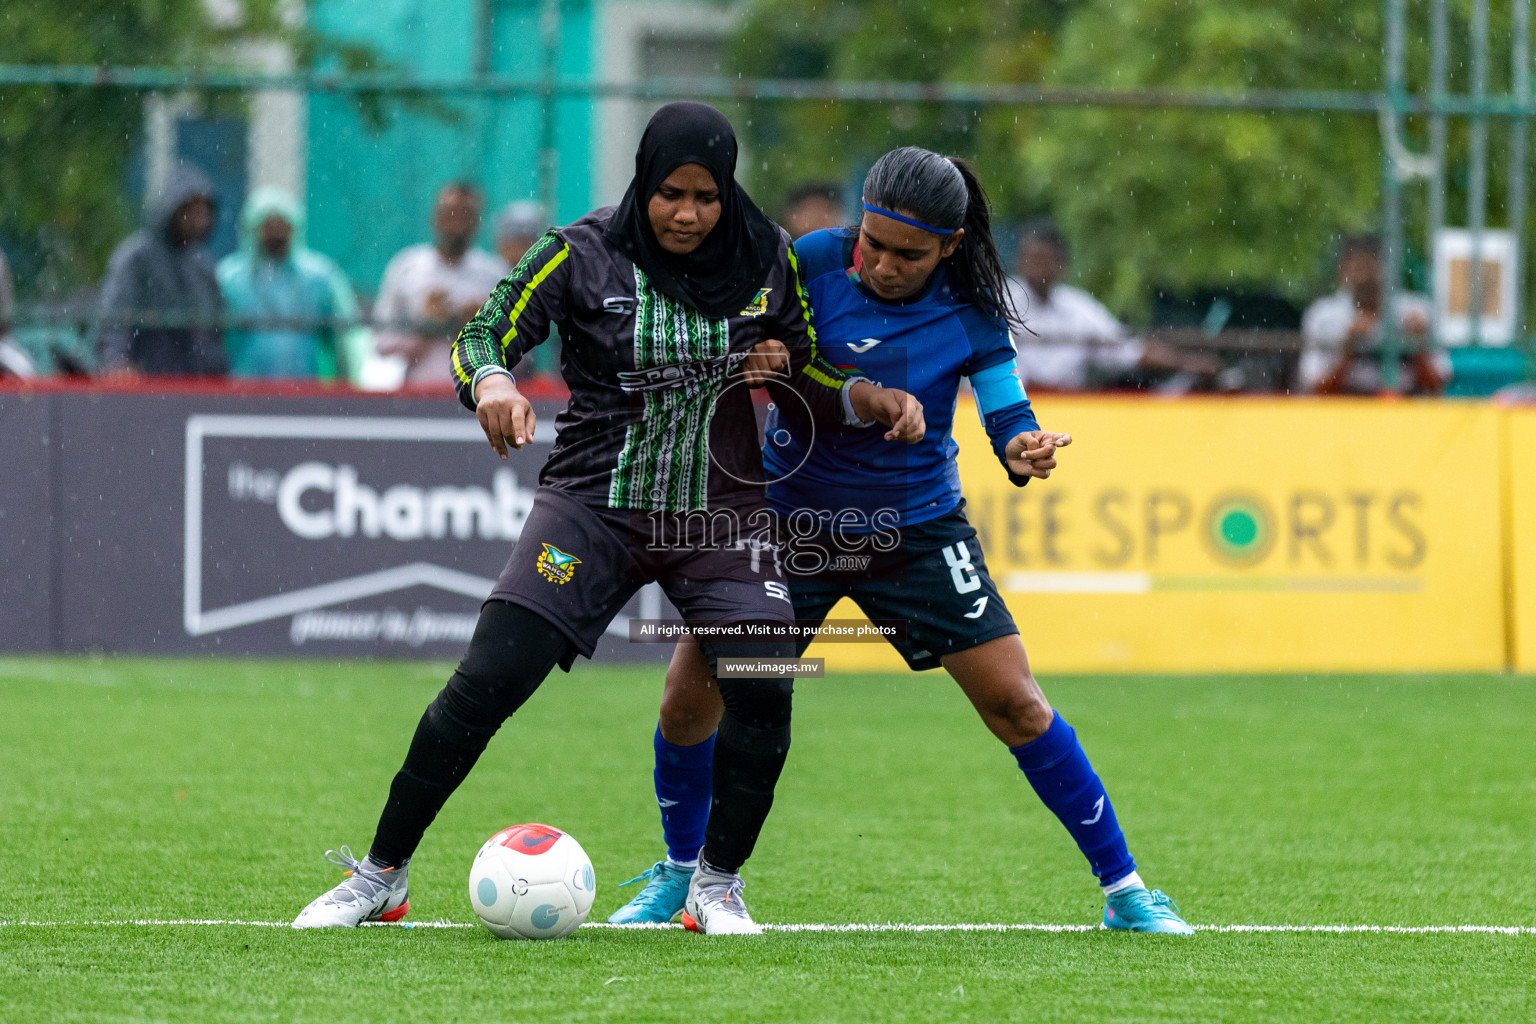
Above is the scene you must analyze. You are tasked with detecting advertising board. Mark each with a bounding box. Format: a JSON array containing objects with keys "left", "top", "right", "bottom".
[
  {"left": 0, "top": 389, "right": 669, "bottom": 661},
  {"left": 814, "top": 397, "right": 1507, "bottom": 673}
]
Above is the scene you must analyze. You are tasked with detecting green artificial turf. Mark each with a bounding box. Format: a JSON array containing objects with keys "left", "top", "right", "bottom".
[{"left": 0, "top": 657, "right": 1532, "bottom": 1022}]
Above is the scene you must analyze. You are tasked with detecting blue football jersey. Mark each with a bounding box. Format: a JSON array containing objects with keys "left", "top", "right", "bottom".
[{"left": 764, "top": 227, "right": 1038, "bottom": 530}]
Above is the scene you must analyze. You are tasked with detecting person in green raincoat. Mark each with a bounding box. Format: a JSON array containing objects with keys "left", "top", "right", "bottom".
[{"left": 216, "top": 188, "right": 366, "bottom": 380}]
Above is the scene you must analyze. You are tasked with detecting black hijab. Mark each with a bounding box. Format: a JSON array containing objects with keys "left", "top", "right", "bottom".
[{"left": 604, "top": 102, "right": 781, "bottom": 319}]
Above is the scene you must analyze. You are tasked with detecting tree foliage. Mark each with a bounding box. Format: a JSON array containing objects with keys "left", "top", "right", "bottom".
[
  {"left": 729, "top": 0, "right": 1501, "bottom": 318},
  {"left": 0, "top": 0, "right": 287, "bottom": 296},
  {"left": 1021, "top": 0, "right": 1383, "bottom": 313},
  {"left": 728, "top": 0, "right": 1074, "bottom": 217}
]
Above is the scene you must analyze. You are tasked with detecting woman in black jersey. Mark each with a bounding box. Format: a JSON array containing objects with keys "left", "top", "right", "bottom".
[{"left": 292, "top": 102, "right": 921, "bottom": 935}]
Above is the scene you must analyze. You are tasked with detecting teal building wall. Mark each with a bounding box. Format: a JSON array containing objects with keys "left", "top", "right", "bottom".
[{"left": 306, "top": 0, "right": 596, "bottom": 295}]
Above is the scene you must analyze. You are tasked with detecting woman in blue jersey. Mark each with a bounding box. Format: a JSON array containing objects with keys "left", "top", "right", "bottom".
[{"left": 612, "top": 146, "right": 1193, "bottom": 935}]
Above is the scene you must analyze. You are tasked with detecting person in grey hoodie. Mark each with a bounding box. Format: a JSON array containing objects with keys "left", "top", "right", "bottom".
[{"left": 95, "top": 162, "right": 227, "bottom": 375}]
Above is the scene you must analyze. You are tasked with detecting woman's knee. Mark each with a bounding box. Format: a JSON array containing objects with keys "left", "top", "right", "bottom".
[
  {"left": 943, "top": 637, "right": 1054, "bottom": 746},
  {"left": 443, "top": 600, "right": 569, "bottom": 729},
  {"left": 990, "top": 680, "right": 1054, "bottom": 745},
  {"left": 658, "top": 636, "right": 725, "bottom": 745},
  {"left": 716, "top": 676, "right": 794, "bottom": 732},
  {"left": 714, "top": 678, "right": 793, "bottom": 759},
  {"left": 698, "top": 633, "right": 795, "bottom": 731},
  {"left": 658, "top": 670, "right": 724, "bottom": 745},
  {"left": 962, "top": 672, "right": 1054, "bottom": 746}
]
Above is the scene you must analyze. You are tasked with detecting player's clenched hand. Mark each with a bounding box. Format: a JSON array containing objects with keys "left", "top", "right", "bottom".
[
  {"left": 740, "top": 339, "right": 791, "bottom": 387},
  {"left": 475, "top": 374, "right": 536, "bottom": 459},
  {"left": 851, "top": 382, "right": 925, "bottom": 443},
  {"left": 1005, "top": 430, "right": 1073, "bottom": 478}
]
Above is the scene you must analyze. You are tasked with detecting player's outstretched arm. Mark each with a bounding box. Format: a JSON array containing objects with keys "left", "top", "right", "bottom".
[
  {"left": 1004, "top": 430, "right": 1073, "bottom": 479},
  {"left": 474, "top": 373, "right": 537, "bottom": 459}
]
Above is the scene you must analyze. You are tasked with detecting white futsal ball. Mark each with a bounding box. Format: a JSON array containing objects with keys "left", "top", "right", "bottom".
[{"left": 468, "top": 823, "right": 596, "bottom": 940}]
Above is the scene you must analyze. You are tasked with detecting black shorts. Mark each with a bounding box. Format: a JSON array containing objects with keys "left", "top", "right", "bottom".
[
  {"left": 786, "top": 501, "right": 1018, "bottom": 670},
  {"left": 491, "top": 487, "right": 793, "bottom": 662}
]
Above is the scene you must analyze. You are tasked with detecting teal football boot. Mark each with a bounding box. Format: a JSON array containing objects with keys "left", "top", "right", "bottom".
[
  {"left": 607, "top": 860, "right": 692, "bottom": 924},
  {"left": 1103, "top": 885, "right": 1195, "bottom": 935}
]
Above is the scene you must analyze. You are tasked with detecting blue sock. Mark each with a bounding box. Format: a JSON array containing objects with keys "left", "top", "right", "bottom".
[
  {"left": 653, "top": 725, "right": 715, "bottom": 865},
  {"left": 1010, "top": 712, "right": 1136, "bottom": 886}
]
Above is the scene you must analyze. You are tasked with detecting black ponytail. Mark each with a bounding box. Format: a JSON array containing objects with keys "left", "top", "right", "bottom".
[
  {"left": 945, "top": 157, "right": 1018, "bottom": 327},
  {"left": 861, "top": 146, "right": 1019, "bottom": 326}
]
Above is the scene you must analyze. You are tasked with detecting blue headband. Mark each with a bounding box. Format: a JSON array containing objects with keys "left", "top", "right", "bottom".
[{"left": 861, "top": 202, "right": 956, "bottom": 236}]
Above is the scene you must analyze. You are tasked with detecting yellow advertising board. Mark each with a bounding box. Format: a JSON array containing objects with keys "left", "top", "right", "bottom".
[
  {"left": 1505, "top": 408, "right": 1536, "bottom": 673},
  {"left": 809, "top": 397, "right": 1506, "bottom": 673}
]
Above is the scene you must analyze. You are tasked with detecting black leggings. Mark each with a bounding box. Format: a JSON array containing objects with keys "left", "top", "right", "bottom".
[
  {"left": 696, "top": 635, "right": 794, "bottom": 874},
  {"left": 369, "top": 600, "right": 793, "bottom": 874}
]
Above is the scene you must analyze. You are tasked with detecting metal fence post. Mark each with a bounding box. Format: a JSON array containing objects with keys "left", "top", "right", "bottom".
[
  {"left": 473, "top": 0, "right": 495, "bottom": 201},
  {"left": 1381, "top": 0, "right": 1408, "bottom": 389},
  {"left": 1512, "top": 0, "right": 1533, "bottom": 374},
  {"left": 1469, "top": 0, "right": 1490, "bottom": 346},
  {"left": 538, "top": 0, "right": 561, "bottom": 221},
  {"left": 1429, "top": 0, "right": 1449, "bottom": 326}
]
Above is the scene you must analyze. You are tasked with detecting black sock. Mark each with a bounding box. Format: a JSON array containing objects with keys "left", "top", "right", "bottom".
[
  {"left": 700, "top": 707, "right": 791, "bottom": 874},
  {"left": 695, "top": 633, "right": 795, "bottom": 875},
  {"left": 368, "top": 702, "right": 485, "bottom": 869},
  {"left": 368, "top": 601, "right": 570, "bottom": 868}
]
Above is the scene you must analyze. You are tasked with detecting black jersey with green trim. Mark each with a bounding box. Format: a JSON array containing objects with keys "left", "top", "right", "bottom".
[{"left": 452, "top": 207, "right": 850, "bottom": 513}]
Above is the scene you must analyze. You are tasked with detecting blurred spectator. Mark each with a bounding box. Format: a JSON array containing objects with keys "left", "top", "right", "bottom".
[
  {"left": 373, "top": 182, "right": 508, "bottom": 388},
  {"left": 95, "top": 162, "right": 227, "bottom": 376},
  {"left": 494, "top": 200, "right": 548, "bottom": 268},
  {"left": 0, "top": 245, "right": 35, "bottom": 378},
  {"left": 1300, "top": 235, "right": 1447, "bottom": 395},
  {"left": 1006, "top": 219, "right": 1141, "bottom": 389},
  {"left": 1006, "top": 219, "right": 1214, "bottom": 390},
  {"left": 1495, "top": 381, "right": 1536, "bottom": 405},
  {"left": 781, "top": 182, "right": 846, "bottom": 240},
  {"left": 217, "top": 188, "right": 362, "bottom": 380}
]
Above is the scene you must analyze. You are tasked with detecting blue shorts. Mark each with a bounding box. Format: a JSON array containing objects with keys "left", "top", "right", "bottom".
[{"left": 786, "top": 502, "right": 1018, "bottom": 670}]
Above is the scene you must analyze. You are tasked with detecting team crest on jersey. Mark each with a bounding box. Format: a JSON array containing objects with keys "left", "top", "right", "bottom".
[
  {"left": 738, "top": 288, "right": 772, "bottom": 317},
  {"left": 536, "top": 543, "right": 582, "bottom": 584}
]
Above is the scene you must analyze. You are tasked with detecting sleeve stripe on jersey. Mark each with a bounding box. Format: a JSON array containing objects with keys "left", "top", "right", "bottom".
[
  {"left": 969, "top": 358, "right": 1029, "bottom": 415},
  {"left": 500, "top": 244, "right": 570, "bottom": 351},
  {"left": 511, "top": 230, "right": 558, "bottom": 278},
  {"left": 802, "top": 362, "right": 844, "bottom": 390},
  {"left": 451, "top": 339, "right": 472, "bottom": 385},
  {"left": 787, "top": 244, "right": 819, "bottom": 347},
  {"left": 787, "top": 243, "right": 846, "bottom": 393}
]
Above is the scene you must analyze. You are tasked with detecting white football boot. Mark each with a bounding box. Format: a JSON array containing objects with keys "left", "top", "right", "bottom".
[
  {"left": 680, "top": 861, "right": 763, "bottom": 936},
  {"left": 292, "top": 846, "right": 410, "bottom": 929}
]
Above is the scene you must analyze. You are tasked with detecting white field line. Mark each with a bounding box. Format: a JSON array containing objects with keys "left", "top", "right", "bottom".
[{"left": 0, "top": 919, "right": 1532, "bottom": 936}]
